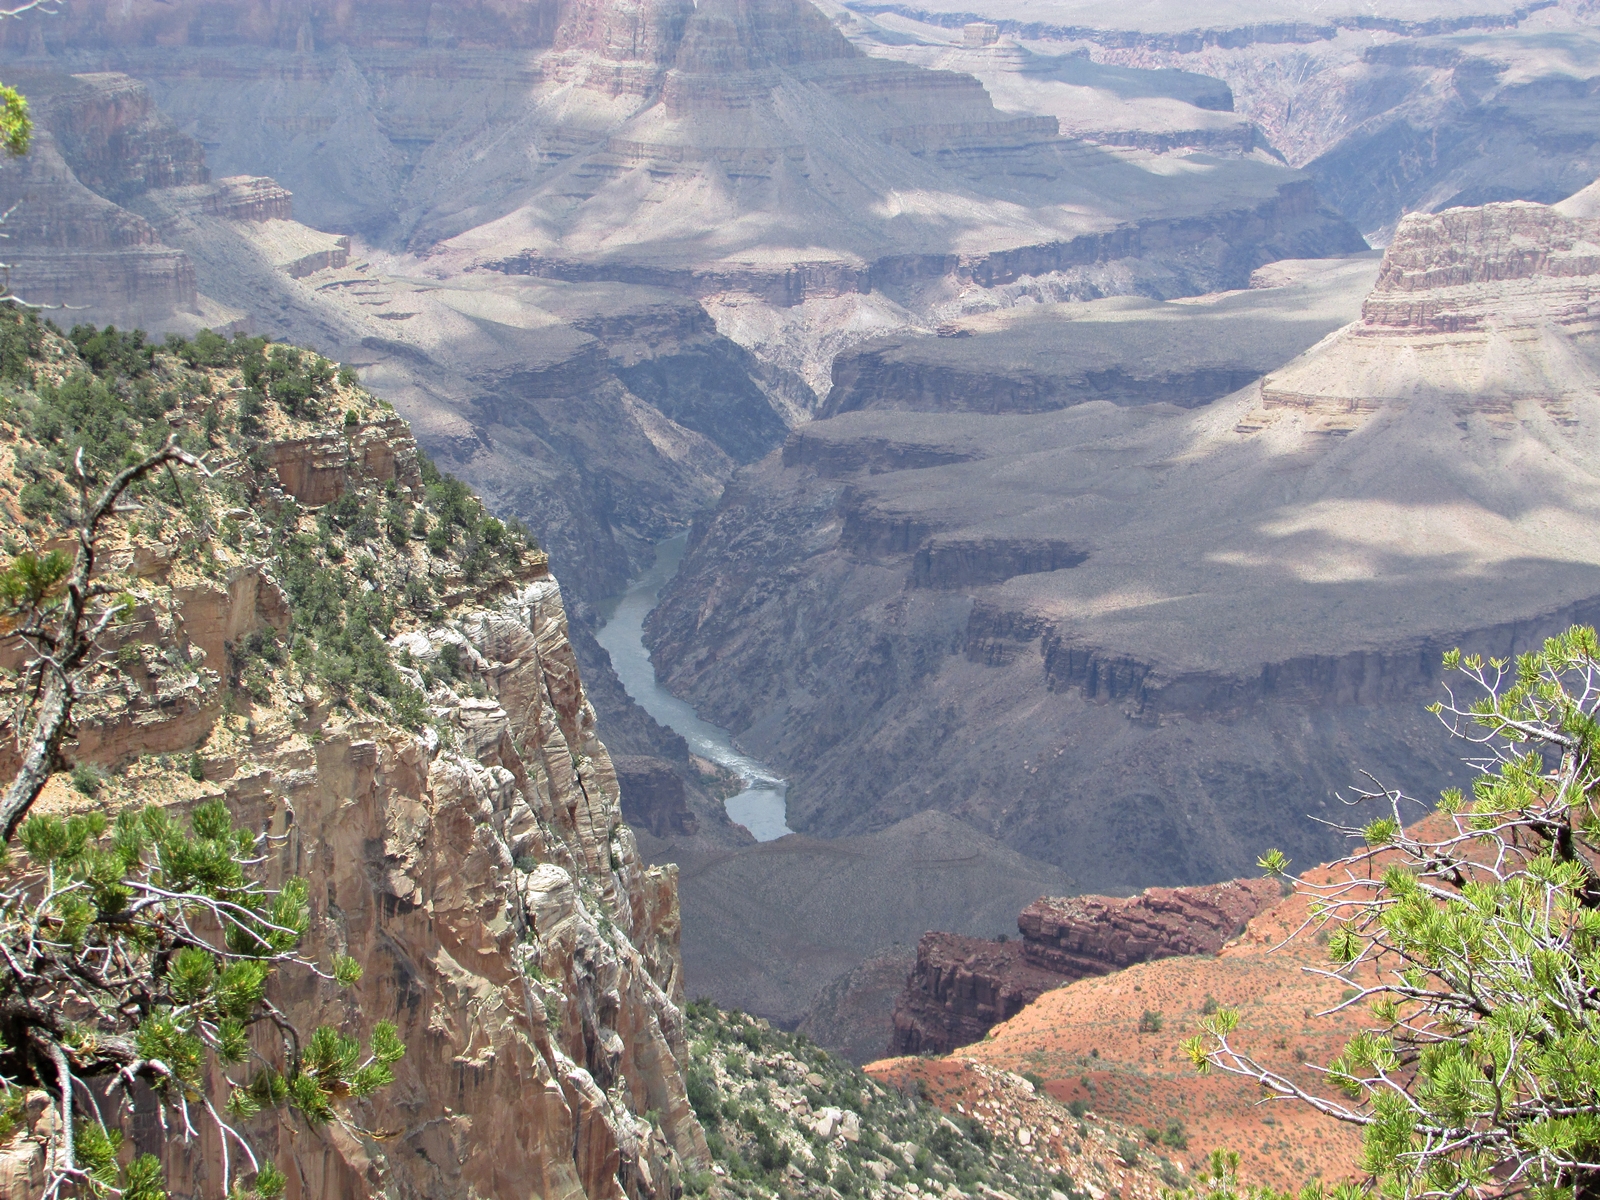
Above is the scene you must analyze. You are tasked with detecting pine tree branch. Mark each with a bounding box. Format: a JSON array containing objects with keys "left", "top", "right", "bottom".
[{"left": 0, "top": 437, "right": 209, "bottom": 843}]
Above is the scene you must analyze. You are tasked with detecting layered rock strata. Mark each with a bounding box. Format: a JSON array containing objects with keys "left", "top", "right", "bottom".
[
  {"left": 889, "top": 878, "right": 1279, "bottom": 1054},
  {"left": 821, "top": 254, "right": 1380, "bottom": 416},
  {"left": 0, "top": 0, "right": 1368, "bottom": 628},
  {"left": 645, "top": 193, "right": 1600, "bottom": 900},
  {"left": 0, "top": 69, "right": 248, "bottom": 329},
  {"left": 0, "top": 334, "right": 707, "bottom": 1200},
  {"left": 890, "top": 934, "right": 1065, "bottom": 1056},
  {"left": 13, "top": 0, "right": 1363, "bottom": 388},
  {"left": 834, "top": 0, "right": 1600, "bottom": 242}
]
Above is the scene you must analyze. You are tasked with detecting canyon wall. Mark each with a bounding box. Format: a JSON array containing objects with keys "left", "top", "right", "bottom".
[
  {"left": 0, "top": 70, "right": 206, "bottom": 325},
  {"left": 0, "top": 337, "right": 706, "bottom": 1200},
  {"left": 889, "top": 879, "right": 1280, "bottom": 1055},
  {"left": 0, "top": 1, "right": 1364, "bottom": 619},
  {"left": 835, "top": 0, "right": 1600, "bottom": 243},
  {"left": 644, "top": 192, "right": 1600, "bottom": 903}
]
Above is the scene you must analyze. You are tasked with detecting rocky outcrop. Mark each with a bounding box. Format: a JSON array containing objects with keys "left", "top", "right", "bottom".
[
  {"left": 912, "top": 538, "right": 1087, "bottom": 589},
  {"left": 19, "top": 69, "right": 208, "bottom": 202},
  {"left": 889, "top": 879, "right": 1280, "bottom": 1055},
  {"left": 1251, "top": 199, "right": 1600, "bottom": 424},
  {"left": 890, "top": 934, "right": 1063, "bottom": 1056},
  {"left": 0, "top": 125, "right": 197, "bottom": 322},
  {"left": 1017, "top": 879, "right": 1282, "bottom": 975}
]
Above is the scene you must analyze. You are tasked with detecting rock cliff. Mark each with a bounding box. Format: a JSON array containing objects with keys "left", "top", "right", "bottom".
[
  {"left": 834, "top": 0, "right": 1600, "bottom": 243},
  {"left": 876, "top": 856, "right": 1376, "bottom": 1193},
  {"left": 0, "top": 317, "right": 705, "bottom": 1199},
  {"left": 889, "top": 879, "right": 1280, "bottom": 1055},
  {"left": 644, "top": 188, "right": 1600, "bottom": 906},
  {"left": 9, "top": 0, "right": 1364, "bottom": 398},
  {"left": 890, "top": 935, "right": 1065, "bottom": 1057}
]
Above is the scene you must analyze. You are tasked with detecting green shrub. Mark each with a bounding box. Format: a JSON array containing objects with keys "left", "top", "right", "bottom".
[
  {"left": 70, "top": 761, "right": 104, "bottom": 796},
  {"left": 18, "top": 476, "right": 68, "bottom": 520}
]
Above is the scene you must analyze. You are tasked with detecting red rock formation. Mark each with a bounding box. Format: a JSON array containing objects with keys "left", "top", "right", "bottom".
[
  {"left": 1018, "top": 877, "right": 1282, "bottom": 976},
  {"left": 890, "top": 933, "right": 1065, "bottom": 1056},
  {"left": 21, "top": 70, "right": 208, "bottom": 203},
  {"left": 890, "top": 878, "right": 1280, "bottom": 1055}
]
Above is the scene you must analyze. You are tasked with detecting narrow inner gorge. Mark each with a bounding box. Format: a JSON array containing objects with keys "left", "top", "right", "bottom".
[{"left": 593, "top": 534, "right": 795, "bottom": 842}]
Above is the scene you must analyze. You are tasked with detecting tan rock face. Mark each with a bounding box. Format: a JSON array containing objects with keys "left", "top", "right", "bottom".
[
  {"left": 5, "top": 406, "right": 705, "bottom": 1200},
  {"left": 200, "top": 579, "right": 710, "bottom": 1200}
]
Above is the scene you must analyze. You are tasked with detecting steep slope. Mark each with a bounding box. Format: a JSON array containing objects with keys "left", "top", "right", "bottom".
[
  {"left": 0, "top": 316, "right": 705, "bottom": 1199},
  {"left": 869, "top": 867, "right": 1372, "bottom": 1193},
  {"left": 679, "top": 1001, "right": 1187, "bottom": 1200},
  {"left": 645, "top": 191, "right": 1600, "bottom": 899}
]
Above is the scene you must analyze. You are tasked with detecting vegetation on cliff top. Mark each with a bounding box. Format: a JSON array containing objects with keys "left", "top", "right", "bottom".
[
  {"left": 0, "top": 309, "right": 547, "bottom": 1200},
  {"left": 0, "top": 312, "right": 537, "bottom": 731}
]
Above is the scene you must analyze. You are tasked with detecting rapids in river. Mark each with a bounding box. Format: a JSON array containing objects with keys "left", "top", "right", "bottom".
[{"left": 593, "top": 535, "right": 794, "bottom": 841}]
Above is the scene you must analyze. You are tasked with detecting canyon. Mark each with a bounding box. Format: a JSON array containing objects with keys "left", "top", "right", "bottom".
[
  {"left": 834, "top": 0, "right": 1600, "bottom": 243},
  {"left": 5, "top": 0, "right": 1600, "bottom": 1140},
  {"left": 644, "top": 188, "right": 1600, "bottom": 972},
  {"left": 0, "top": 0, "right": 1363, "bottom": 610},
  {"left": 0, "top": 0, "right": 1383, "bottom": 1054}
]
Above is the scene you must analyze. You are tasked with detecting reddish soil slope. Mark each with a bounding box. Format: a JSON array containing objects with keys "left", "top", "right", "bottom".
[{"left": 874, "top": 870, "right": 1378, "bottom": 1191}]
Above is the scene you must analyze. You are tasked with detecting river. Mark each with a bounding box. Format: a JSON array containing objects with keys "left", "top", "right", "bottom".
[{"left": 592, "top": 535, "right": 794, "bottom": 841}]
